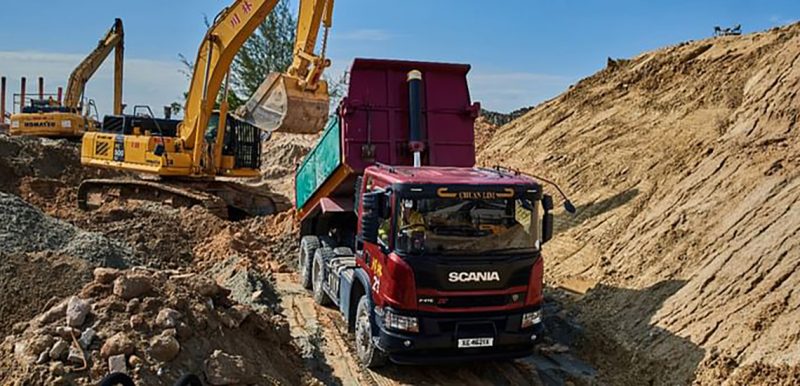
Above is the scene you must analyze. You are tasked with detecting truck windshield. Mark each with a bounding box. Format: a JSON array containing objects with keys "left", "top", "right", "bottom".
[{"left": 395, "top": 197, "right": 538, "bottom": 256}]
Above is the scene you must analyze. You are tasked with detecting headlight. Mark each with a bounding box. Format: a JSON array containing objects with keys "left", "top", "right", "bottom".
[
  {"left": 384, "top": 310, "right": 419, "bottom": 333},
  {"left": 521, "top": 310, "right": 542, "bottom": 329},
  {"left": 61, "top": 120, "right": 72, "bottom": 128}
]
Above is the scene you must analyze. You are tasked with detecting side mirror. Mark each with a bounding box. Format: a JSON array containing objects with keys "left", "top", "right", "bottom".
[
  {"left": 542, "top": 212, "right": 554, "bottom": 244},
  {"left": 541, "top": 194, "right": 554, "bottom": 244},
  {"left": 564, "top": 200, "right": 576, "bottom": 214}
]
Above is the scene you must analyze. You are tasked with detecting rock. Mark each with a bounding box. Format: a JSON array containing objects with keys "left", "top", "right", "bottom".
[
  {"left": 40, "top": 300, "right": 68, "bottom": 324},
  {"left": 66, "top": 297, "right": 90, "bottom": 328},
  {"left": 141, "top": 297, "right": 162, "bottom": 313},
  {"left": 100, "top": 332, "right": 134, "bottom": 358},
  {"left": 128, "top": 354, "right": 142, "bottom": 367},
  {"left": 221, "top": 305, "right": 251, "bottom": 329},
  {"left": 149, "top": 331, "right": 180, "bottom": 362},
  {"left": 113, "top": 274, "right": 153, "bottom": 300},
  {"left": 108, "top": 354, "right": 127, "bottom": 374},
  {"left": 94, "top": 267, "right": 121, "bottom": 284},
  {"left": 11, "top": 321, "right": 29, "bottom": 334},
  {"left": 49, "top": 361, "right": 66, "bottom": 376},
  {"left": 49, "top": 339, "right": 69, "bottom": 360},
  {"left": 67, "top": 345, "right": 84, "bottom": 365},
  {"left": 156, "top": 308, "right": 182, "bottom": 329},
  {"left": 176, "top": 322, "right": 193, "bottom": 340},
  {"left": 130, "top": 314, "right": 149, "bottom": 331},
  {"left": 27, "top": 335, "right": 55, "bottom": 356},
  {"left": 193, "top": 275, "right": 220, "bottom": 297},
  {"left": 204, "top": 350, "right": 258, "bottom": 385},
  {"left": 126, "top": 298, "right": 141, "bottom": 313},
  {"left": 79, "top": 328, "right": 96, "bottom": 349},
  {"left": 36, "top": 350, "right": 49, "bottom": 364}
]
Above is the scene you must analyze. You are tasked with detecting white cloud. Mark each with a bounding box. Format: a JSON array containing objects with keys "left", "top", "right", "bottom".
[
  {"left": 0, "top": 50, "right": 186, "bottom": 117},
  {"left": 336, "top": 29, "right": 396, "bottom": 42},
  {"left": 468, "top": 71, "right": 575, "bottom": 113}
]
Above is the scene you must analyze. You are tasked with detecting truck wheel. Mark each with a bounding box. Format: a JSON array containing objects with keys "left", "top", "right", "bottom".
[
  {"left": 333, "top": 246, "right": 353, "bottom": 257},
  {"left": 312, "top": 247, "right": 334, "bottom": 306},
  {"left": 299, "top": 236, "right": 320, "bottom": 289},
  {"left": 355, "top": 294, "right": 388, "bottom": 368}
]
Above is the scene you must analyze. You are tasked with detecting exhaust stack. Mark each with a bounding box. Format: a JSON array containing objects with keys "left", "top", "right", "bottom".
[
  {"left": 20, "top": 77, "right": 26, "bottom": 112},
  {"left": 57, "top": 87, "right": 63, "bottom": 105},
  {"left": 407, "top": 70, "right": 424, "bottom": 168},
  {"left": 1, "top": 77, "right": 6, "bottom": 124},
  {"left": 38, "top": 77, "right": 44, "bottom": 100}
]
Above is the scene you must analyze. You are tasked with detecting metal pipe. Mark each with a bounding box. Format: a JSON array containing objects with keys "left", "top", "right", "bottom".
[
  {"left": 57, "top": 87, "right": 63, "bottom": 105},
  {"left": 38, "top": 77, "right": 44, "bottom": 100},
  {"left": 1, "top": 77, "right": 6, "bottom": 123},
  {"left": 407, "top": 70, "right": 424, "bottom": 167},
  {"left": 20, "top": 77, "right": 26, "bottom": 112}
]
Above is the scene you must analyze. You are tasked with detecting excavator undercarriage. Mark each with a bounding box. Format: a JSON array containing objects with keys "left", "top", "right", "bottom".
[{"left": 77, "top": 178, "right": 291, "bottom": 220}]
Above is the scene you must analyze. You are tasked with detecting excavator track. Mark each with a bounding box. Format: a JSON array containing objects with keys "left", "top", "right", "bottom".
[{"left": 77, "top": 178, "right": 291, "bottom": 219}]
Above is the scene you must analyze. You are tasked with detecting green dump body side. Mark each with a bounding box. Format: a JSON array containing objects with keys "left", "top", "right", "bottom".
[{"left": 295, "top": 117, "right": 341, "bottom": 210}]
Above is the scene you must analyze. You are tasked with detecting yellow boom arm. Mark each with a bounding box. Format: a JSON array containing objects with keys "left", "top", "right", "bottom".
[
  {"left": 64, "top": 18, "right": 124, "bottom": 115},
  {"left": 181, "top": 0, "right": 335, "bottom": 170}
]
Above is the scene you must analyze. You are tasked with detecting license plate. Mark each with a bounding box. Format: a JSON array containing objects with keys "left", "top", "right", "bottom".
[{"left": 458, "top": 337, "right": 494, "bottom": 348}]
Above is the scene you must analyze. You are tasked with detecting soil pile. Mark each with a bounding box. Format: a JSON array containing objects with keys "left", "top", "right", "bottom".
[
  {"left": 260, "top": 132, "right": 319, "bottom": 200},
  {"left": 481, "top": 23, "right": 800, "bottom": 384},
  {"left": 0, "top": 268, "right": 304, "bottom": 386}
]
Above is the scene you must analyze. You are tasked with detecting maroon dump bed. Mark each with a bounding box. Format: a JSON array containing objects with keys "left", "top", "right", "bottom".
[{"left": 296, "top": 58, "right": 481, "bottom": 219}]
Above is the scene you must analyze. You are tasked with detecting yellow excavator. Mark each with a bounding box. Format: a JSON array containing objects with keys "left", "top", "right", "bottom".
[
  {"left": 79, "top": 0, "right": 334, "bottom": 218},
  {"left": 10, "top": 19, "right": 124, "bottom": 138}
]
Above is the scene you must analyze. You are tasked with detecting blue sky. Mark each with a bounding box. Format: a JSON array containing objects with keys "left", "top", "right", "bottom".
[{"left": 0, "top": 1, "right": 797, "bottom": 114}]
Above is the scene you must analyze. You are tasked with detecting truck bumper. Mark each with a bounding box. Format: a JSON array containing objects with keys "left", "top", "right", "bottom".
[{"left": 375, "top": 307, "right": 544, "bottom": 365}]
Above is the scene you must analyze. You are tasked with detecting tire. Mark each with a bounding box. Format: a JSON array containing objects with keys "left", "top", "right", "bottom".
[
  {"left": 333, "top": 246, "right": 353, "bottom": 257},
  {"left": 299, "top": 236, "right": 320, "bottom": 289},
  {"left": 355, "top": 294, "right": 388, "bottom": 368},
  {"left": 312, "top": 247, "right": 335, "bottom": 306}
]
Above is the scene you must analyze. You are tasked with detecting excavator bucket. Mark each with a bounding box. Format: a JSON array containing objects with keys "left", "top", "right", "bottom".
[{"left": 236, "top": 73, "right": 329, "bottom": 135}]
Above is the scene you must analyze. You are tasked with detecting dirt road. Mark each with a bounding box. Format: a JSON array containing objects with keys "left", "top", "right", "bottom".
[{"left": 275, "top": 272, "right": 596, "bottom": 386}]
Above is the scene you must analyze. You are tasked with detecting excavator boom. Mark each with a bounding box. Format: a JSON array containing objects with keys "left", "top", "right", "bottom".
[{"left": 9, "top": 18, "right": 124, "bottom": 138}]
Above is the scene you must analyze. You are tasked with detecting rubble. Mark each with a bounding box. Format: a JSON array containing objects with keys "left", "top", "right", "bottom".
[{"left": 65, "top": 296, "right": 90, "bottom": 327}]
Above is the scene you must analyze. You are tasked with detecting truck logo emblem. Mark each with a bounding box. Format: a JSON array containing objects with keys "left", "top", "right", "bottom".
[{"left": 448, "top": 271, "right": 500, "bottom": 283}]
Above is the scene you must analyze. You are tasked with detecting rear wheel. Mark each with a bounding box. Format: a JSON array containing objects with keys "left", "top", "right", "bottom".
[
  {"left": 355, "top": 294, "right": 388, "bottom": 368},
  {"left": 299, "top": 236, "right": 320, "bottom": 289},
  {"left": 312, "top": 247, "right": 334, "bottom": 306}
]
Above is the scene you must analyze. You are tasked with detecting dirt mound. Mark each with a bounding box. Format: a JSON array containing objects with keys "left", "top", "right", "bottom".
[
  {"left": 260, "top": 132, "right": 318, "bottom": 200},
  {"left": 481, "top": 23, "right": 800, "bottom": 384},
  {"left": 0, "top": 269, "right": 305, "bottom": 386}
]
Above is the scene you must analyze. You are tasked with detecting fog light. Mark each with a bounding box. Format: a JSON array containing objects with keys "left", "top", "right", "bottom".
[
  {"left": 530, "top": 334, "right": 537, "bottom": 341},
  {"left": 521, "top": 310, "right": 542, "bottom": 329},
  {"left": 404, "top": 340, "right": 412, "bottom": 347},
  {"left": 384, "top": 310, "right": 419, "bottom": 333}
]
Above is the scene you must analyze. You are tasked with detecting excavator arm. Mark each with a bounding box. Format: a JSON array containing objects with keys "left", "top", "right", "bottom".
[
  {"left": 181, "top": 0, "right": 334, "bottom": 168},
  {"left": 63, "top": 18, "right": 124, "bottom": 115}
]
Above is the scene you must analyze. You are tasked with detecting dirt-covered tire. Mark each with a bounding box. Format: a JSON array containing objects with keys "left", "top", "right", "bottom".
[
  {"left": 299, "top": 236, "right": 320, "bottom": 289},
  {"left": 355, "top": 294, "right": 388, "bottom": 368},
  {"left": 333, "top": 246, "right": 353, "bottom": 257},
  {"left": 312, "top": 247, "right": 334, "bottom": 306}
]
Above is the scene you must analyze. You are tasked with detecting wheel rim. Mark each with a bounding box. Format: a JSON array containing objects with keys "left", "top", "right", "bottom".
[{"left": 356, "top": 306, "right": 371, "bottom": 359}]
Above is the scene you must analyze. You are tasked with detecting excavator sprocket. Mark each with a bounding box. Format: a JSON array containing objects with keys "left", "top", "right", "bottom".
[{"left": 77, "top": 178, "right": 291, "bottom": 220}]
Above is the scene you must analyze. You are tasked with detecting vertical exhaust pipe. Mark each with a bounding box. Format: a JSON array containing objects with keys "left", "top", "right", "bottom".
[
  {"left": 1, "top": 77, "right": 6, "bottom": 124},
  {"left": 38, "top": 77, "right": 44, "bottom": 100},
  {"left": 20, "top": 77, "right": 26, "bottom": 112},
  {"left": 57, "top": 87, "right": 63, "bottom": 105},
  {"left": 407, "top": 70, "right": 424, "bottom": 168}
]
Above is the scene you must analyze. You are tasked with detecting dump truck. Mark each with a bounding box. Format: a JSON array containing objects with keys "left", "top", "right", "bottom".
[{"left": 295, "top": 58, "right": 574, "bottom": 367}]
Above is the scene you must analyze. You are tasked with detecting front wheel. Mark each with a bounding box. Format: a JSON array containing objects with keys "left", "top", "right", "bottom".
[
  {"left": 298, "top": 236, "right": 320, "bottom": 289},
  {"left": 355, "top": 294, "right": 388, "bottom": 368}
]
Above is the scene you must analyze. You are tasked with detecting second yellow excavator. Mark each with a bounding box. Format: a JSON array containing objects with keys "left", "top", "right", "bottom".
[
  {"left": 79, "top": 0, "right": 334, "bottom": 218},
  {"left": 10, "top": 19, "right": 124, "bottom": 138}
]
